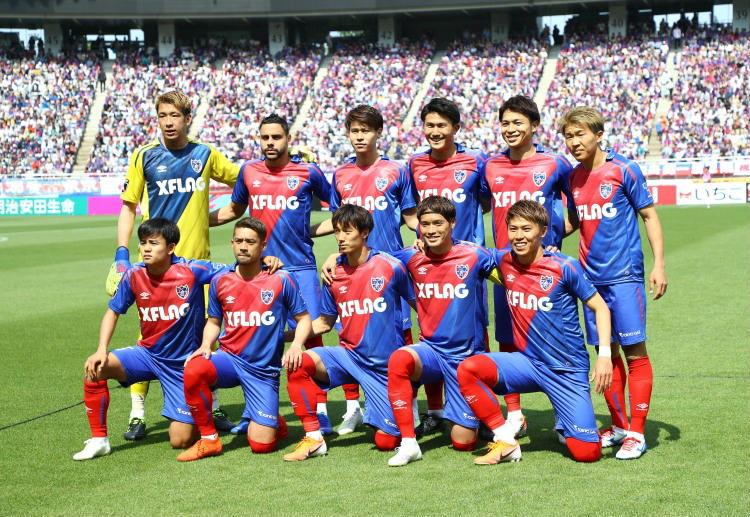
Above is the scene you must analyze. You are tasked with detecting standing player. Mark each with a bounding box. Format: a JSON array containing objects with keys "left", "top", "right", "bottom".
[
  {"left": 559, "top": 106, "right": 667, "bottom": 459},
  {"left": 457, "top": 200, "right": 612, "bottom": 465},
  {"left": 209, "top": 114, "right": 335, "bottom": 433},
  {"left": 311, "top": 105, "right": 419, "bottom": 434},
  {"left": 74, "top": 219, "right": 226, "bottom": 460},
  {"left": 177, "top": 217, "right": 311, "bottom": 461},
  {"left": 481, "top": 95, "right": 577, "bottom": 438},
  {"left": 106, "top": 90, "right": 239, "bottom": 441},
  {"left": 283, "top": 205, "right": 415, "bottom": 460},
  {"left": 408, "top": 97, "right": 490, "bottom": 437},
  {"left": 385, "top": 196, "right": 496, "bottom": 466}
]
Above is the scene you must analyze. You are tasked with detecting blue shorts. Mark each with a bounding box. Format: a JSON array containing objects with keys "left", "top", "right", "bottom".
[
  {"left": 209, "top": 350, "right": 280, "bottom": 427},
  {"left": 410, "top": 344, "right": 479, "bottom": 429},
  {"left": 312, "top": 347, "right": 400, "bottom": 436},
  {"left": 286, "top": 269, "right": 321, "bottom": 328},
  {"left": 492, "top": 283, "right": 514, "bottom": 346},
  {"left": 583, "top": 282, "right": 647, "bottom": 346},
  {"left": 487, "top": 352, "right": 599, "bottom": 443},
  {"left": 111, "top": 346, "right": 193, "bottom": 424}
]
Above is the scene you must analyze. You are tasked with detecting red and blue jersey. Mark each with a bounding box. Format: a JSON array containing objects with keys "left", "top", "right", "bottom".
[
  {"left": 329, "top": 157, "right": 417, "bottom": 253},
  {"left": 566, "top": 151, "right": 654, "bottom": 285},
  {"left": 409, "top": 144, "right": 489, "bottom": 245},
  {"left": 109, "top": 256, "right": 228, "bottom": 363},
  {"left": 391, "top": 242, "right": 496, "bottom": 359},
  {"left": 320, "top": 250, "right": 415, "bottom": 373},
  {"left": 483, "top": 145, "right": 574, "bottom": 249},
  {"left": 493, "top": 248, "right": 597, "bottom": 373},
  {"left": 207, "top": 269, "right": 307, "bottom": 379},
  {"left": 231, "top": 156, "right": 330, "bottom": 271}
]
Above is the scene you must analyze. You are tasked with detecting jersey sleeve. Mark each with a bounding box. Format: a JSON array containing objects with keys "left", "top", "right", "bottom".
[
  {"left": 319, "top": 283, "right": 338, "bottom": 317},
  {"left": 392, "top": 260, "right": 416, "bottom": 303},
  {"left": 208, "top": 147, "right": 239, "bottom": 187},
  {"left": 207, "top": 276, "right": 223, "bottom": 320},
  {"left": 555, "top": 156, "right": 577, "bottom": 211},
  {"left": 387, "top": 247, "right": 416, "bottom": 267},
  {"left": 477, "top": 154, "right": 491, "bottom": 200},
  {"left": 475, "top": 245, "right": 498, "bottom": 278},
  {"left": 230, "top": 165, "right": 249, "bottom": 205},
  {"left": 622, "top": 160, "right": 654, "bottom": 210},
  {"left": 397, "top": 164, "right": 418, "bottom": 211},
  {"left": 308, "top": 164, "right": 331, "bottom": 203},
  {"left": 328, "top": 172, "right": 341, "bottom": 212},
  {"left": 120, "top": 147, "right": 146, "bottom": 205},
  {"left": 563, "top": 257, "right": 598, "bottom": 301},
  {"left": 485, "top": 247, "right": 509, "bottom": 286},
  {"left": 108, "top": 268, "right": 136, "bottom": 314},
  {"left": 282, "top": 273, "right": 308, "bottom": 316},
  {"left": 188, "top": 260, "right": 230, "bottom": 285}
]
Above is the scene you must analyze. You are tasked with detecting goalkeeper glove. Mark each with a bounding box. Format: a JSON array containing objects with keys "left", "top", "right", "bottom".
[
  {"left": 291, "top": 145, "right": 317, "bottom": 164},
  {"left": 105, "top": 246, "right": 131, "bottom": 296}
]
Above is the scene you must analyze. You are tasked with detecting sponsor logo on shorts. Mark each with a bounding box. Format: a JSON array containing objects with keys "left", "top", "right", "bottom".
[
  {"left": 257, "top": 410, "right": 277, "bottom": 420},
  {"left": 287, "top": 176, "right": 300, "bottom": 190},
  {"left": 384, "top": 418, "right": 399, "bottom": 429},
  {"left": 618, "top": 330, "right": 642, "bottom": 338},
  {"left": 572, "top": 424, "right": 597, "bottom": 435},
  {"left": 176, "top": 407, "right": 191, "bottom": 416},
  {"left": 176, "top": 284, "right": 190, "bottom": 300},
  {"left": 462, "top": 412, "right": 478, "bottom": 421},
  {"left": 190, "top": 159, "right": 203, "bottom": 174}
]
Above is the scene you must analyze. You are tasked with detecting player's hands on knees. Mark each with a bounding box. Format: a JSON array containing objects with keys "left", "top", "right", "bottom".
[
  {"left": 649, "top": 266, "right": 667, "bottom": 300},
  {"left": 590, "top": 356, "right": 613, "bottom": 394},
  {"left": 184, "top": 345, "right": 213, "bottom": 367},
  {"left": 262, "top": 255, "right": 284, "bottom": 274},
  {"left": 84, "top": 350, "right": 109, "bottom": 381},
  {"left": 320, "top": 253, "right": 339, "bottom": 285},
  {"left": 105, "top": 247, "right": 131, "bottom": 296},
  {"left": 282, "top": 344, "right": 304, "bottom": 372}
]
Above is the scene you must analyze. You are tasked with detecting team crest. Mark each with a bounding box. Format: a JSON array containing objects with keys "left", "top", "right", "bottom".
[
  {"left": 370, "top": 276, "right": 385, "bottom": 293},
  {"left": 455, "top": 264, "right": 469, "bottom": 280},
  {"left": 260, "top": 289, "right": 274, "bottom": 305},
  {"left": 532, "top": 171, "right": 547, "bottom": 187},
  {"left": 286, "top": 176, "right": 300, "bottom": 190},
  {"left": 375, "top": 177, "right": 388, "bottom": 192},
  {"left": 539, "top": 275, "right": 554, "bottom": 292},
  {"left": 453, "top": 169, "right": 467, "bottom": 184},
  {"left": 176, "top": 284, "right": 190, "bottom": 300},
  {"left": 190, "top": 159, "right": 203, "bottom": 174},
  {"left": 599, "top": 183, "right": 613, "bottom": 199}
]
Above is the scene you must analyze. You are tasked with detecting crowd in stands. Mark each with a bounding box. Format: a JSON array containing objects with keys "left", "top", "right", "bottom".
[
  {"left": 294, "top": 39, "right": 434, "bottom": 172},
  {"left": 0, "top": 49, "right": 99, "bottom": 175},
  {"left": 85, "top": 47, "right": 215, "bottom": 175},
  {"left": 537, "top": 32, "right": 668, "bottom": 160},
  {"left": 199, "top": 45, "right": 321, "bottom": 164},
  {"left": 399, "top": 37, "right": 547, "bottom": 158},
  {"left": 659, "top": 27, "right": 750, "bottom": 158}
]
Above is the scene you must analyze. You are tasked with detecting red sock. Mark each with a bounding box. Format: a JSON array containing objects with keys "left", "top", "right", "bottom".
[
  {"left": 248, "top": 438, "right": 276, "bottom": 454},
  {"left": 387, "top": 349, "right": 416, "bottom": 439},
  {"left": 304, "top": 336, "right": 328, "bottom": 404},
  {"left": 286, "top": 354, "right": 322, "bottom": 432},
  {"left": 498, "top": 342, "right": 522, "bottom": 412},
  {"left": 183, "top": 357, "right": 218, "bottom": 437},
  {"left": 374, "top": 430, "right": 401, "bottom": 451},
  {"left": 403, "top": 329, "right": 414, "bottom": 345},
  {"left": 276, "top": 414, "right": 289, "bottom": 440},
  {"left": 343, "top": 384, "right": 360, "bottom": 400},
  {"left": 83, "top": 379, "right": 109, "bottom": 437},
  {"left": 566, "top": 437, "right": 601, "bottom": 462},
  {"left": 451, "top": 437, "right": 477, "bottom": 451},
  {"left": 604, "top": 353, "right": 629, "bottom": 429},
  {"left": 424, "top": 381, "right": 444, "bottom": 411},
  {"left": 456, "top": 355, "right": 505, "bottom": 430},
  {"left": 626, "top": 355, "right": 653, "bottom": 435}
]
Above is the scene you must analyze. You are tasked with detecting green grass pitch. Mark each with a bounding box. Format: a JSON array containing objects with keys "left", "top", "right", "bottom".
[{"left": 0, "top": 205, "right": 748, "bottom": 517}]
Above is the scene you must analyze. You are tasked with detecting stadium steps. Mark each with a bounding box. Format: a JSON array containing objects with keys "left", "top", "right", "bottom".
[
  {"left": 189, "top": 58, "right": 224, "bottom": 140},
  {"left": 72, "top": 60, "right": 114, "bottom": 176},
  {"left": 290, "top": 54, "right": 331, "bottom": 136},
  {"left": 401, "top": 50, "right": 446, "bottom": 131},
  {"left": 646, "top": 50, "right": 678, "bottom": 161},
  {"left": 533, "top": 45, "right": 560, "bottom": 111}
]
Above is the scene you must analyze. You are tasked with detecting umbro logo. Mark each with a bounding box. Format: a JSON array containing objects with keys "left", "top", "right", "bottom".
[
  {"left": 495, "top": 177, "right": 505, "bottom": 184},
  {"left": 343, "top": 184, "right": 352, "bottom": 191},
  {"left": 506, "top": 274, "right": 515, "bottom": 282},
  {"left": 139, "top": 292, "right": 150, "bottom": 299},
  {"left": 338, "top": 286, "right": 348, "bottom": 294},
  {"left": 417, "top": 267, "right": 427, "bottom": 275},
  {"left": 156, "top": 165, "right": 167, "bottom": 173},
  {"left": 635, "top": 403, "right": 649, "bottom": 410},
  {"left": 418, "top": 174, "right": 428, "bottom": 182},
  {"left": 252, "top": 180, "right": 261, "bottom": 188},
  {"left": 225, "top": 296, "right": 235, "bottom": 304}
]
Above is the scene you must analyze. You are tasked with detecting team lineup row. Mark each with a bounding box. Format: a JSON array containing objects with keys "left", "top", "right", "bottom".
[{"left": 74, "top": 90, "right": 667, "bottom": 465}]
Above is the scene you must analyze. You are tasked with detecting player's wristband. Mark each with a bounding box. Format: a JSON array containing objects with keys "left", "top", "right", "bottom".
[
  {"left": 114, "top": 246, "right": 130, "bottom": 262},
  {"left": 598, "top": 346, "right": 612, "bottom": 358}
]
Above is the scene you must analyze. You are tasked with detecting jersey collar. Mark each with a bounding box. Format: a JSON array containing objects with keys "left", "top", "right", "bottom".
[
  {"left": 337, "top": 248, "right": 378, "bottom": 266},
  {"left": 501, "top": 142, "right": 546, "bottom": 157}
]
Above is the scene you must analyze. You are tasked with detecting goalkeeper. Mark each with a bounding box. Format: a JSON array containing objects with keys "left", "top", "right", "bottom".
[{"left": 106, "top": 90, "right": 239, "bottom": 440}]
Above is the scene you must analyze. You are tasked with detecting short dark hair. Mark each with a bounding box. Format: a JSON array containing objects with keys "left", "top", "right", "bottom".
[
  {"left": 137, "top": 218, "right": 180, "bottom": 246},
  {"left": 331, "top": 204, "right": 374, "bottom": 234},
  {"left": 233, "top": 217, "right": 267, "bottom": 241},
  {"left": 417, "top": 195, "right": 456, "bottom": 222},
  {"left": 506, "top": 200, "right": 549, "bottom": 228},
  {"left": 420, "top": 97, "right": 460, "bottom": 125},
  {"left": 345, "top": 105, "right": 384, "bottom": 131},
  {"left": 499, "top": 95, "right": 541, "bottom": 125},
  {"left": 259, "top": 114, "right": 289, "bottom": 134}
]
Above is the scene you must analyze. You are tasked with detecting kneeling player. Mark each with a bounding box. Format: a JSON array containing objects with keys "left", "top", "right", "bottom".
[
  {"left": 178, "top": 217, "right": 311, "bottom": 461},
  {"left": 457, "top": 200, "right": 612, "bottom": 464},
  {"left": 74, "top": 219, "right": 228, "bottom": 460},
  {"left": 283, "top": 205, "right": 415, "bottom": 461}
]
